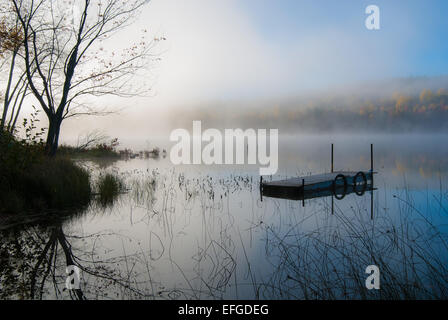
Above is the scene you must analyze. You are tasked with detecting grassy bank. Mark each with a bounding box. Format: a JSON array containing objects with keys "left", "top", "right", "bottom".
[
  {"left": 58, "top": 141, "right": 121, "bottom": 159},
  {"left": 0, "top": 131, "right": 92, "bottom": 214}
]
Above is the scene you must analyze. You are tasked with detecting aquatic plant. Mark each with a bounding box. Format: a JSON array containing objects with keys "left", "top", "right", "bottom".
[{"left": 96, "top": 172, "right": 125, "bottom": 207}]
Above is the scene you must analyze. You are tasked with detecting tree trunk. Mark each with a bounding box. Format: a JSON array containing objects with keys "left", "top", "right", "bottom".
[
  {"left": 45, "top": 115, "right": 62, "bottom": 156},
  {"left": 8, "top": 83, "right": 28, "bottom": 133},
  {"left": 1, "top": 50, "right": 18, "bottom": 130}
]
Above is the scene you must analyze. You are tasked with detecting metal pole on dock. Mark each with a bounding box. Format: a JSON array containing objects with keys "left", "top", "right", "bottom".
[
  {"left": 302, "top": 178, "right": 305, "bottom": 207},
  {"left": 331, "top": 144, "right": 334, "bottom": 173}
]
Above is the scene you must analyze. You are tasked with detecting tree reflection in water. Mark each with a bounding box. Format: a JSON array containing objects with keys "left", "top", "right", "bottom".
[{"left": 0, "top": 210, "right": 158, "bottom": 300}]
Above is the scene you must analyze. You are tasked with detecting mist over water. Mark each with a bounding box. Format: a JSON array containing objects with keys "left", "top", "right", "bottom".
[{"left": 2, "top": 133, "right": 448, "bottom": 299}]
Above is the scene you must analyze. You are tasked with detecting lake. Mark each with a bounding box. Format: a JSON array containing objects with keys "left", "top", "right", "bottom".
[{"left": 1, "top": 133, "right": 448, "bottom": 299}]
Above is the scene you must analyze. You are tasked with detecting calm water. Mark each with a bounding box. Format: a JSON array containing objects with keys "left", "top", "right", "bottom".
[{"left": 1, "top": 134, "right": 448, "bottom": 299}]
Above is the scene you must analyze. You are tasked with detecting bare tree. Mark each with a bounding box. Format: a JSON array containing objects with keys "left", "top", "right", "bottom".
[
  {"left": 0, "top": 7, "right": 31, "bottom": 133},
  {"left": 76, "top": 129, "right": 109, "bottom": 150},
  {"left": 11, "top": 0, "right": 162, "bottom": 155}
]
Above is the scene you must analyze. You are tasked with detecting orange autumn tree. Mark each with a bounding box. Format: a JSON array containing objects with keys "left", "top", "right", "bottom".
[{"left": 420, "top": 89, "right": 434, "bottom": 103}]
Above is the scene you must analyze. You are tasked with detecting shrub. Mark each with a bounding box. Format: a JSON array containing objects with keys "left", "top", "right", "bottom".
[
  {"left": 0, "top": 131, "right": 92, "bottom": 214},
  {"left": 96, "top": 173, "right": 124, "bottom": 207},
  {"left": 21, "top": 158, "right": 91, "bottom": 210},
  {"left": 58, "top": 138, "right": 121, "bottom": 159}
]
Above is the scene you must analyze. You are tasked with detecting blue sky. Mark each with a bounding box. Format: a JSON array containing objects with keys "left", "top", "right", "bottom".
[{"left": 237, "top": 0, "right": 448, "bottom": 77}]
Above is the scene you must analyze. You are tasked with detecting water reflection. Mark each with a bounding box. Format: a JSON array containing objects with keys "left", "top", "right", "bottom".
[
  {"left": 261, "top": 176, "right": 375, "bottom": 201},
  {"left": 1, "top": 134, "right": 448, "bottom": 299}
]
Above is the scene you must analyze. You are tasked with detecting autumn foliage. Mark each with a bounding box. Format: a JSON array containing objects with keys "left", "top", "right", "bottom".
[
  {"left": 179, "top": 87, "right": 448, "bottom": 133},
  {"left": 0, "top": 18, "right": 23, "bottom": 56}
]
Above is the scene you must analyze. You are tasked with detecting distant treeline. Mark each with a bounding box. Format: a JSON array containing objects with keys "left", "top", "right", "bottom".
[
  {"left": 174, "top": 87, "right": 448, "bottom": 133},
  {"left": 280, "top": 88, "right": 448, "bottom": 132}
]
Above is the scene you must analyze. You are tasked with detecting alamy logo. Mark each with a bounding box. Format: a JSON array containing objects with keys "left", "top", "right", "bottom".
[
  {"left": 365, "top": 265, "right": 380, "bottom": 290},
  {"left": 66, "top": 265, "right": 81, "bottom": 290},
  {"left": 170, "top": 121, "right": 279, "bottom": 175},
  {"left": 365, "top": 5, "right": 380, "bottom": 30}
]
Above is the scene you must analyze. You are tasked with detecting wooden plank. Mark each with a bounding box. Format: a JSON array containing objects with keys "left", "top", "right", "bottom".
[{"left": 263, "top": 171, "right": 368, "bottom": 188}]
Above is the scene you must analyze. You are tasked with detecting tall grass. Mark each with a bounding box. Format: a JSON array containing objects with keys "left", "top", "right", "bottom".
[
  {"left": 23, "top": 158, "right": 91, "bottom": 209},
  {"left": 1, "top": 131, "right": 92, "bottom": 214},
  {"left": 58, "top": 144, "right": 121, "bottom": 159},
  {"left": 96, "top": 173, "right": 124, "bottom": 207},
  {"left": 258, "top": 191, "right": 448, "bottom": 299},
  {"left": 1, "top": 157, "right": 91, "bottom": 213}
]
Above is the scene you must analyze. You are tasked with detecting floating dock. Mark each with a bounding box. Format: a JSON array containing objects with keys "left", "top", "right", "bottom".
[
  {"left": 260, "top": 144, "right": 377, "bottom": 213},
  {"left": 261, "top": 171, "right": 374, "bottom": 201}
]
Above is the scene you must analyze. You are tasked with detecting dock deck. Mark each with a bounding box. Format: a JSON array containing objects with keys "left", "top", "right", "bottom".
[{"left": 261, "top": 171, "right": 374, "bottom": 201}]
